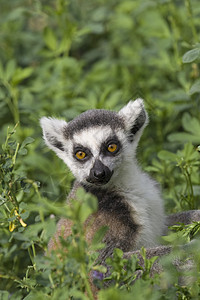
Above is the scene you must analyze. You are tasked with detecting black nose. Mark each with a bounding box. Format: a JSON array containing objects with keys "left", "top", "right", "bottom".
[
  {"left": 93, "top": 168, "right": 106, "bottom": 179},
  {"left": 86, "top": 159, "right": 113, "bottom": 185}
]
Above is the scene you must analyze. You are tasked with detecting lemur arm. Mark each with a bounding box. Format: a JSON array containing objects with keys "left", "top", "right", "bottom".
[
  {"left": 123, "top": 210, "right": 200, "bottom": 276},
  {"left": 165, "top": 210, "right": 200, "bottom": 227}
]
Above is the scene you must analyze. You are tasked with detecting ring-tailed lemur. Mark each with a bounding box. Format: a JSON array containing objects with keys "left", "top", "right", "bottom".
[
  {"left": 40, "top": 99, "right": 164, "bottom": 256},
  {"left": 40, "top": 99, "right": 200, "bottom": 262}
]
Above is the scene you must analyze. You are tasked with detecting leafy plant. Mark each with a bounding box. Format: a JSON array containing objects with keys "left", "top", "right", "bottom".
[
  {"left": 104, "top": 248, "right": 138, "bottom": 290},
  {"left": 1, "top": 0, "right": 200, "bottom": 298},
  {"left": 0, "top": 124, "right": 35, "bottom": 232},
  {"left": 146, "top": 142, "right": 200, "bottom": 211}
]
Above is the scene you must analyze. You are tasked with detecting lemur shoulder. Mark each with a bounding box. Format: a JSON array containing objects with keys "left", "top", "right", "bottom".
[{"left": 40, "top": 99, "right": 200, "bottom": 262}]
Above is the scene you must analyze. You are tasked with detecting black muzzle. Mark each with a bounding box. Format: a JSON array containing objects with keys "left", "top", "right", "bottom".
[{"left": 86, "top": 159, "right": 113, "bottom": 185}]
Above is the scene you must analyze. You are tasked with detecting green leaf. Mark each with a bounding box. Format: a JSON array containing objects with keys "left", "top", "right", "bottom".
[
  {"left": 7, "top": 7, "right": 27, "bottom": 21},
  {"left": 79, "top": 201, "right": 94, "bottom": 223},
  {"left": 20, "top": 137, "right": 35, "bottom": 149},
  {"left": 85, "top": 193, "right": 98, "bottom": 212},
  {"left": 43, "top": 28, "right": 57, "bottom": 51},
  {"left": 182, "top": 113, "right": 200, "bottom": 134},
  {"left": 168, "top": 132, "right": 200, "bottom": 144},
  {"left": 57, "top": 36, "right": 71, "bottom": 54},
  {"left": 18, "top": 137, "right": 34, "bottom": 155},
  {"left": 176, "top": 142, "right": 199, "bottom": 162},
  {"left": 92, "top": 225, "right": 108, "bottom": 246},
  {"left": 0, "top": 61, "right": 4, "bottom": 79},
  {"left": 0, "top": 87, "right": 6, "bottom": 100},
  {"left": 189, "top": 79, "right": 200, "bottom": 95},
  {"left": 12, "top": 67, "right": 33, "bottom": 85},
  {"left": 158, "top": 150, "right": 177, "bottom": 162},
  {"left": 0, "top": 291, "right": 10, "bottom": 300},
  {"left": 168, "top": 113, "right": 200, "bottom": 144},
  {"left": 114, "top": 248, "right": 123, "bottom": 258},
  {"left": 3, "top": 158, "right": 13, "bottom": 169},
  {"left": 18, "top": 148, "right": 28, "bottom": 155},
  {"left": 182, "top": 48, "right": 200, "bottom": 63},
  {"left": 12, "top": 232, "right": 30, "bottom": 242},
  {"left": 5, "top": 60, "right": 16, "bottom": 81}
]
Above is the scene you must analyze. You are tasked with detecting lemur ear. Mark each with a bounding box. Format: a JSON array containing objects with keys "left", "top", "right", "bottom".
[
  {"left": 118, "top": 98, "right": 148, "bottom": 142},
  {"left": 40, "top": 117, "right": 67, "bottom": 157}
]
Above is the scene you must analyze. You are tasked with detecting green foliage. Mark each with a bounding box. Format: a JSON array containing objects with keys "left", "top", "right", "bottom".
[
  {"left": 147, "top": 142, "right": 200, "bottom": 211},
  {"left": 104, "top": 248, "right": 138, "bottom": 290},
  {"left": 1, "top": 0, "right": 200, "bottom": 298},
  {"left": 0, "top": 129, "right": 102, "bottom": 298},
  {"left": 170, "top": 221, "right": 200, "bottom": 242}
]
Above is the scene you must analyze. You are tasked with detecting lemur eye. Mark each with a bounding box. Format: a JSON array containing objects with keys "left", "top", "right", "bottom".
[
  {"left": 107, "top": 143, "right": 117, "bottom": 153},
  {"left": 75, "top": 151, "right": 86, "bottom": 160}
]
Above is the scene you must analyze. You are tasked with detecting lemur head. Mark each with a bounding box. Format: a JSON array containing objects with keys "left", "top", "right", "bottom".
[{"left": 40, "top": 99, "right": 148, "bottom": 187}]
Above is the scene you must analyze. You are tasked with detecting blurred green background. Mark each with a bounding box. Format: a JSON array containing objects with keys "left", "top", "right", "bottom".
[{"left": 0, "top": 0, "right": 200, "bottom": 297}]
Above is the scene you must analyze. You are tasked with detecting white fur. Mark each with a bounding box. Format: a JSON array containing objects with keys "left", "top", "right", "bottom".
[
  {"left": 40, "top": 117, "right": 68, "bottom": 163},
  {"left": 113, "top": 161, "right": 164, "bottom": 248},
  {"left": 118, "top": 98, "right": 149, "bottom": 144}
]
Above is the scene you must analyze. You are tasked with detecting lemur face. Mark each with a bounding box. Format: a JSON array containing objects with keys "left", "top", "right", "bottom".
[
  {"left": 66, "top": 126, "right": 125, "bottom": 185},
  {"left": 40, "top": 99, "right": 148, "bottom": 187}
]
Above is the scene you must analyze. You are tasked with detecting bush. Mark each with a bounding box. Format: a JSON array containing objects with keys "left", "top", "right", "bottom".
[{"left": 0, "top": 0, "right": 200, "bottom": 298}]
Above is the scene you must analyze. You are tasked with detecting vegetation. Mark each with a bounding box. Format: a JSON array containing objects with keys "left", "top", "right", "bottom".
[{"left": 0, "top": 0, "right": 200, "bottom": 298}]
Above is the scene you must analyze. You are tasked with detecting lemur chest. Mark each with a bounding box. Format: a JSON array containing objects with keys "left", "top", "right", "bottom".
[{"left": 83, "top": 188, "right": 140, "bottom": 252}]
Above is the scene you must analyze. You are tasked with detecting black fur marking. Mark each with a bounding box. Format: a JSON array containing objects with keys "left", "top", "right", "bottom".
[
  {"left": 46, "top": 133, "right": 64, "bottom": 151},
  {"left": 129, "top": 108, "right": 146, "bottom": 140},
  {"left": 82, "top": 184, "right": 139, "bottom": 252},
  {"left": 73, "top": 144, "right": 92, "bottom": 163},
  {"left": 63, "top": 109, "right": 125, "bottom": 139},
  {"left": 100, "top": 135, "right": 121, "bottom": 156},
  {"left": 54, "top": 141, "right": 64, "bottom": 151}
]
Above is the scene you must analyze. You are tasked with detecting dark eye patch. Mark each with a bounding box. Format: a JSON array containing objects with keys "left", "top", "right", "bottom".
[
  {"left": 73, "top": 144, "right": 92, "bottom": 162},
  {"left": 101, "top": 135, "right": 121, "bottom": 156}
]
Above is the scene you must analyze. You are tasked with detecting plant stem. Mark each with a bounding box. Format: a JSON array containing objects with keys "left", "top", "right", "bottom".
[
  {"left": 185, "top": 168, "right": 195, "bottom": 209},
  {"left": 81, "top": 263, "right": 94, "bottom": 300},
  {"left": 49, "top": 274, "right": 56, "bottom": 289},
  {"left": 12, "top": 142, "right": 20, "bottom": 165},
  {"left": 185, "top": 0, "right": 198, "bottom": 43},
  {"left": 4, "top": 123, "right": 19, "bottom": 150},
  {"left": 28, "top": 246, "right": 36, "bottom": 270}
]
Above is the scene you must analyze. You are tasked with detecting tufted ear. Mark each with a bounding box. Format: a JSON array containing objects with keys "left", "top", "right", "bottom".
[
  {"left": 40, "top": 117, "right": 68, "bottom": 158},
  {"left": 118, "top": 98, "right": 148, "bottom": 142}
]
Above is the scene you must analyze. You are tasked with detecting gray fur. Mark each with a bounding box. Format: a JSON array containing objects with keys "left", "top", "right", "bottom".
[
  {"left": 63, "top": 109, "right": 125, "bottom": 140},
  {"left": 166, "top": 210, "right": 200, "bottom": 228}
]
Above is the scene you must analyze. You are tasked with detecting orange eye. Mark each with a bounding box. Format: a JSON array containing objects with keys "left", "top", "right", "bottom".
[
  {"left": 75, "top": 151, "right": 86, "bottom": 160},
  {"left": 107, "top": 143, "right": 117, "bottom": 153}
]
